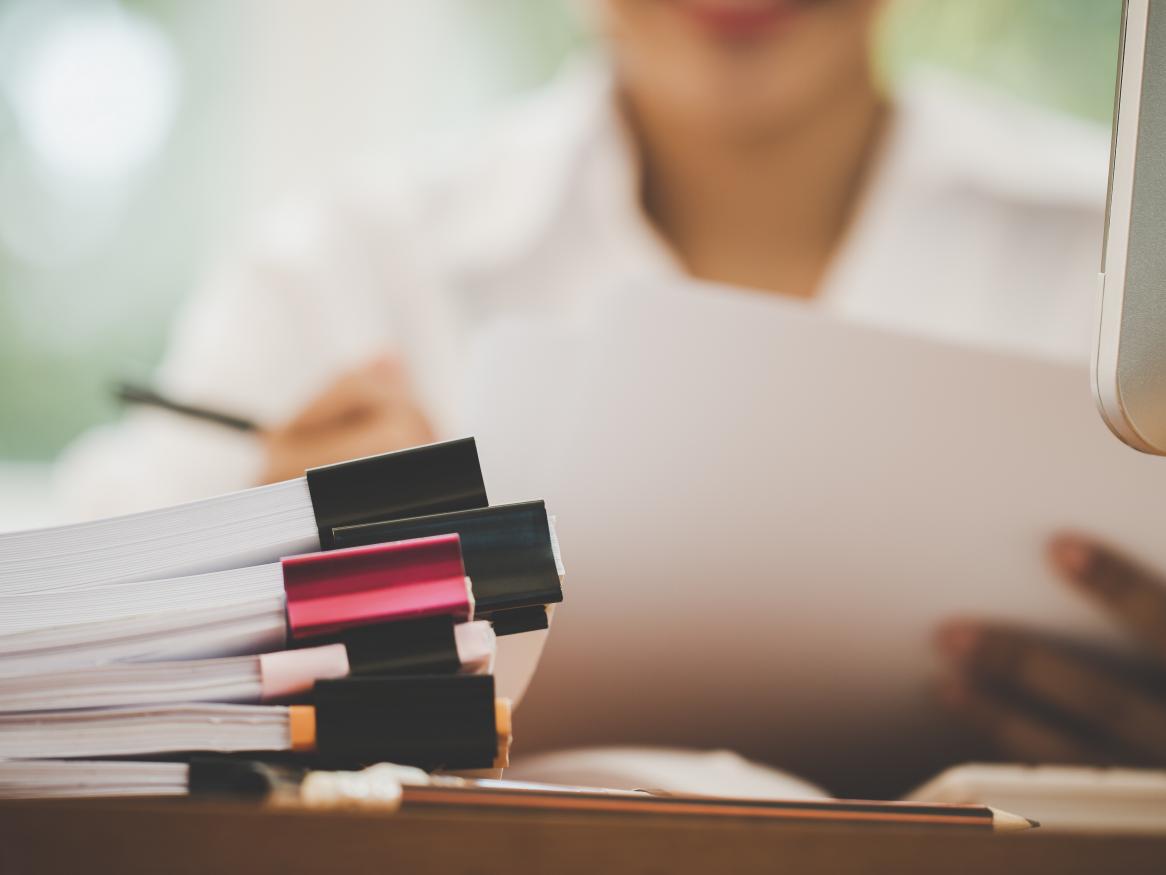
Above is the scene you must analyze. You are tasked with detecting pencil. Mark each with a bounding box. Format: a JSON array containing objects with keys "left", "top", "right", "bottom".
[
  {"left": 396, "top": 784, "right": 1038, "bottom": 832},
  {"left": 115, "top": 382, "right": 258, "bottom": 432},
  {"left": 269, "top": 771, "right": 1032, "bottom": 827}
]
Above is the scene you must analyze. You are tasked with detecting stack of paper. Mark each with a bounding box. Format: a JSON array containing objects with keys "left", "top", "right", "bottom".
[{"left": 0, "top": 438, "right": 566, "bottom": 793}]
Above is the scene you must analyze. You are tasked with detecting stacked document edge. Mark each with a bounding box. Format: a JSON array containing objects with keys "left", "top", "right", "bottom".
[{"left": 0, "top": 438, "right": 562, "bottom": 794}]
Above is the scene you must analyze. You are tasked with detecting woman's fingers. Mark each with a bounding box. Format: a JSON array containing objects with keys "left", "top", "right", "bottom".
[
  {"left": 939, "top": 677, "right": 1101, "bottom": 765},
  {"left": 259, "top": 356, "right": 435, "bottom": 483},
  {"left": 1049, "top": 533, "right": 1166, "bottom": 661},
  {"left": 261, "top": 408, "right": 435, "bottom": 484},
  {"left": 286, "top": 357, "right": 411, "bottom": 431},
  {"left": 938, "top": 622, "right": 1166, "bottom": 764}
]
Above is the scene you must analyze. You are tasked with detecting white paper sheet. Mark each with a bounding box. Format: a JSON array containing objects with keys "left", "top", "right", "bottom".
[{"left": 464, "top": 281, "right": 1166, "bottom": 795}]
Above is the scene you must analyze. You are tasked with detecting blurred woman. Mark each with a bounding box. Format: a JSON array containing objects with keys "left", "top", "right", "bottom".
[
  {"left": 62, "top": 0, "right": 1106, "bottom": 500},
  {"left": 62, "top": 0, "right": 1127, "bottom": 774}
]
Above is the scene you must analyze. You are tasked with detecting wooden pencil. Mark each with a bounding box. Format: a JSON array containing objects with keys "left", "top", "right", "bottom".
[{"left": 398, "top": 784, "right": 1038, "bottom": 832}]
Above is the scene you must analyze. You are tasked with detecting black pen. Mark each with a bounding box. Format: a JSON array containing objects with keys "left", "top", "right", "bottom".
[{"left": 115, "top": 382, "right": 258, "bottom": 432}]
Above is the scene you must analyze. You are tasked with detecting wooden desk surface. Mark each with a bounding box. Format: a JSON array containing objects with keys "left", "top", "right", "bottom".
[{"left": 1, "top": 798, "right": 1163, "bottom": 875}]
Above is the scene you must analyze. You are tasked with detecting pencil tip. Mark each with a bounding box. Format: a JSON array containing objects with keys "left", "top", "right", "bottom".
[
  {"left": 991, "top": 808, "right": 1039, "bottom": 832},
  {"left": 1026, "top": 818, "right": 1041, "bottom": 829}
]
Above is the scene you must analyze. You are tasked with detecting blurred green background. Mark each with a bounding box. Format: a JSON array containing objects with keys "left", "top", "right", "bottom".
[{"left": 0, "top": 0, "right": 1123, "bottom": 461}]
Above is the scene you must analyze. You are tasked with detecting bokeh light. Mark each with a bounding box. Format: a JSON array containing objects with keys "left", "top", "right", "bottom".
[{"left": 3, "top": 1, "right": 179, "bottom": 184}]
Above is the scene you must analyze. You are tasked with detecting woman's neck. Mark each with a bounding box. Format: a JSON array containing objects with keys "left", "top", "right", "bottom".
[{"left": 624, "top": 74, "right": 888, "bottom": 299}]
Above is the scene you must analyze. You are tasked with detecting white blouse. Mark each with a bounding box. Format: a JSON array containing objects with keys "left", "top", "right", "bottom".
[{"left": 57, "top": 61, "right": 1110, "bottom": 517}]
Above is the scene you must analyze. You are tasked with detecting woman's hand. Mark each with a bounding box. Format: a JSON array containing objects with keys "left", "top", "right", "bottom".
[
  {"left": 936, "top": 534, "right": 1166, "bottom": 766},
  {"left": 259, "top": 357, "right": 435, "bottom": 484}
]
